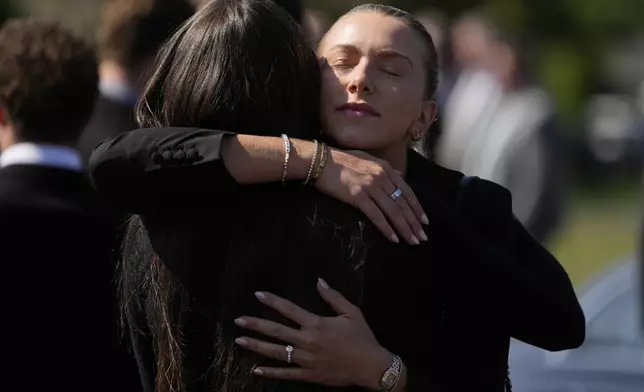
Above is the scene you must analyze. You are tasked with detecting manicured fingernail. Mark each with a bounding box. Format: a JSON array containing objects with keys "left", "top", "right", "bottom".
[
  {"left": 255, "top": 292, "right": 267, "bottom": 302},
  {"left": 421, "top": 214, "right": 429, "bottom": 225},
  {"left": 418, "top": 229, "right": 428, "bottom": 241},
  {"left": 235, "top": 337, "right": 249, "bottom": 347},
  {"left": 410, "top": 235, "right": 420, "bottom": 245},
  {"left": 253, "top": 367, "right": 264, "bottom": 376},
  {"left": 318, "top": 278, "right": 329, "bottom": 289},
  {"left": 234, "top": 318, "right": 248, "bottom": 327},
  {"left": 389, "top": 234, "right": 399, "bottom": 243}
]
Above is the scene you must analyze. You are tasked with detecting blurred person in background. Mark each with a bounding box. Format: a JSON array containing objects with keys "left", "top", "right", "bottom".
[
  {"left": 438, "top": 12, "right": 564, "bottom": 242},
  {"left": 78, "top": 0, "right": 194, "bottom": 164},
  {"left": 469, "top": 34, "right": 565, "bottom": 243},
  {"left": 0, "top": 19, "right": 117, "bottom": 391},
  {"left": 437, "top": 10, "right": 503, "bottom": 170},
  {"left": 304, "top": 8, "right": 331, "bottom": 47},
  {"left": 415, "top": 8, "right": 448, "bottom": 100}
]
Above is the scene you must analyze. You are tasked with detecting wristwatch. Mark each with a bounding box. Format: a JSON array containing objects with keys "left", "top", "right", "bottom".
[{"left": 379, "top": 354, "right": 403, "bottom": 392}]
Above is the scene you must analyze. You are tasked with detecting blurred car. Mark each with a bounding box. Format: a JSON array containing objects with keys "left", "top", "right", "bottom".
[{"left": 509, "top": 259, "right": 643, "bottom": 392}]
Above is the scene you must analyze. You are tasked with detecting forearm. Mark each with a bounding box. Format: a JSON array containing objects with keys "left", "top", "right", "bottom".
[
  {"left": 221, "top": 134, "right": 317, "bottom": 184},
  {"left": 89, "top": 127, "right": 323, "bottom": 213}
]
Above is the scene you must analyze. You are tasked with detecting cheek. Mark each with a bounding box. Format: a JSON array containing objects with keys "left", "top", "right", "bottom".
[
  {"left": 381, "top": 81, "right": 424, "bottom": 123},
  {"left": 321, "top": 68, "right": 344, "bottom": 96},
  {"left": 321, "top": 69, "right": 345, "bottom": 113}
]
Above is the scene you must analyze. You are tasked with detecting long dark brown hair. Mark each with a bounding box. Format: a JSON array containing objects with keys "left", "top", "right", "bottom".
[
  {"left": 136, "top": 0, "right": 320, "bottom": 138},
  {"left": 121, "top": 1, "right": 370, "bottom": 392}
]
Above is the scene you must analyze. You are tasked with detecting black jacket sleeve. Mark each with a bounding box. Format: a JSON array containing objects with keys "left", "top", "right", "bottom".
[
  {"left": 89, "top": 127, "right": 237, "bottom": 214},
  {"left": 437, "top": 179, "right": 585, "bottom": 351},
  {"left": 504, "top": 215, "right": 585, "bottom": 350}
]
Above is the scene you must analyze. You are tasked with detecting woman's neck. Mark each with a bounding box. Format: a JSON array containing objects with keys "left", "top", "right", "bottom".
[{"left": 366, "top": 142, "right": 408, "bottom": 175}]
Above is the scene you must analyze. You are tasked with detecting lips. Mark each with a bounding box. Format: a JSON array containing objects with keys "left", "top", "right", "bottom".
[{"left": 337, "top": 102, "right": 381, "bottom": 117}]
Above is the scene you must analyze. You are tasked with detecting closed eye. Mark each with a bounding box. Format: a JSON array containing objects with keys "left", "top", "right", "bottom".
[
  {"left": 331, "top": 62, "right": 353, "bottom": 70},
  {"left": 383, "top": 69, "right": 400, "bottom": 78}
]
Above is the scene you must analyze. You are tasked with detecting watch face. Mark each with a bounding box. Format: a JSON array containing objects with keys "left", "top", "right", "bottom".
[{"left": 383, "top": 372, "right": 397, "bottom": 387}]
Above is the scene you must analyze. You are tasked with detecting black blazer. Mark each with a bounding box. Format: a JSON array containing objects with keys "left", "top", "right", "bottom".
[
  {"left": 90, "top": 128, "right": 586, "bottom": 391},
  {"left": 0, "top": 164, "right": 121, "bottom": 391},
  {"left": 78, "top": 93, "right": 136, "bottom": 165}
]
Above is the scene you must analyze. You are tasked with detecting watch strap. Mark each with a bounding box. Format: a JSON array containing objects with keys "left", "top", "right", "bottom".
[{"left": 378, "top": 354, "right": 403, "bottom": 392}]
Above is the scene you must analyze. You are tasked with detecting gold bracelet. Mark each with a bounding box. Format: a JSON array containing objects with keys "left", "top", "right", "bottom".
[
  {"left": 303, "top": 139, "right": 319, "bottom": 186},
  {"left": 281, "top": 134, "right": 291, "bottom": 185},
  {"left": 310, "top": 143, "right": 327, "bottom": 184}
]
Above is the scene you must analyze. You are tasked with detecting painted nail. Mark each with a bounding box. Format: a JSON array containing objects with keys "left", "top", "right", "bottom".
[
  {"left": 418, "top": 229, "right": 428, "bottom": 242},
  {"left": 235, "top": 337, "right": 249, "bottom": 347},
  {"left": 234, "top": 318, "right": 248, "bottom": 327},
  {"left": 255, "top": 292, "right": 267, "bottom": 302},
  {"left": 421, "top": 214, "right": 429, "bottom": 225},
  {"left": 318, "top": 278, "right": 329, "bottom": 289},
  {"left": 389, "top": 234, "right": 400, "bottom": 243},
  {"left": 410, "top": 235, "right": 420, "bottom": 245},
  {"left": 253, "top": 368, "right": 264, "bottom": 376}
]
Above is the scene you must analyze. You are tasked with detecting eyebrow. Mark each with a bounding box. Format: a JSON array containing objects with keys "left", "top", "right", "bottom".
[
  {"left": 374, "top": 48, "right": 413, "bottom": 68},
  {"left": 326, "top": 44, "right": 413, "bottom": 68}
]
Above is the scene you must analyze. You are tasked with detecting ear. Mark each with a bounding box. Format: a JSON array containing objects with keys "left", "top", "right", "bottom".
[
  {"left": 409, "top": 100, "right": 438, "bottom": 138},
  {"left": 0, "top": 106, "right": 12, "bottom": 151}
]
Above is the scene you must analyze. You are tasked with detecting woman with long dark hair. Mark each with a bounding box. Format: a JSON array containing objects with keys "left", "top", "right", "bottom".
[
  {"left": 116, "top": 2, "right": 380, "bottom": 391},
  {"left": 92, "top": 2, "right": 585, "bottom": 391}
]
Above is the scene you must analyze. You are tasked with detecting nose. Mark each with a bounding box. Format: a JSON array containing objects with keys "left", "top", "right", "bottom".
[{"left": 345, "top": 59, "right": 374, "bottom": 95}]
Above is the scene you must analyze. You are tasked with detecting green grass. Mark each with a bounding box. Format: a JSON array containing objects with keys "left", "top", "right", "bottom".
[{"left": 547, "top": 180, "right": 642, "bottom": 287}]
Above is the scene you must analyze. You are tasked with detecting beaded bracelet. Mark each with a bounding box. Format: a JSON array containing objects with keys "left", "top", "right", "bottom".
[
  {"left": 303, "top": 139, "right": 319, "bottom": 186},
  {"left": 310, "top": 143, "right": 328, "bottom": 184},
  {"left": 281, "top": 134, "right": 291, "bottom": 185}
]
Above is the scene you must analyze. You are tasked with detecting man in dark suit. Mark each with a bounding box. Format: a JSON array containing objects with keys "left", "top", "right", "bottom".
[
  {"left": 0, "top": 19, "right": 123, "bottom": 391},
  {"left": 78, "top": 0, "right": 194, "bottom": 163}
]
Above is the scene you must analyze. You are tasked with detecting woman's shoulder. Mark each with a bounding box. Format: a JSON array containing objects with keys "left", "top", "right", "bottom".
[
  {"left": 407, "top": 150, "right": 462, "bottom": 202},
  {"left": 407, "top": 150, "right": 513, "bottom": 214}
]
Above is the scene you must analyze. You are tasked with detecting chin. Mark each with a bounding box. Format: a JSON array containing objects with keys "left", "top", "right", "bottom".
[{"left": 326, "top": 128, "right": 377, "bottom": 150}]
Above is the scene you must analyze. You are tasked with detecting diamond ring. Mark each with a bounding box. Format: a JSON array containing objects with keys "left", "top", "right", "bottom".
[
  {"left": 390, "top": 188, "right": 403, "bottom": 201},
  {"left": 285, "top": 345, "right": 294, "bottom": 364}
]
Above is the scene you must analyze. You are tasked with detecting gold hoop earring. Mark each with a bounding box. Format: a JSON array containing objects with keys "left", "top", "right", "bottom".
[{"left": 411, "top": 129, "right": 423, "bottom": 142}]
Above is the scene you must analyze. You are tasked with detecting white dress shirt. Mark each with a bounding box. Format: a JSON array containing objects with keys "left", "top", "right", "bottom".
[
  {"left": 0, "top": 142, "right": 83, "bottom": 172},
  {"left": 99, "top": 77, "right": 138, "bottom": 107}
]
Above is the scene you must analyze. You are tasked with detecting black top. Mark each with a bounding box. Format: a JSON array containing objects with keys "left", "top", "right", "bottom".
[
  {"left": 90, "top": 127, "right": 586, "bottom": 391},
  {"left": 0, "top": 164, "right": 121, "bottom": 391}
]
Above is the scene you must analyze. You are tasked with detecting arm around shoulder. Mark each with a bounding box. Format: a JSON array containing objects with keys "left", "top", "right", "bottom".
[
  {"left": 89, "top": 127, "right": 237, "bottom": 213},
  {"left": 89, "top": 127, "right": 319, "bottom": 214}
]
